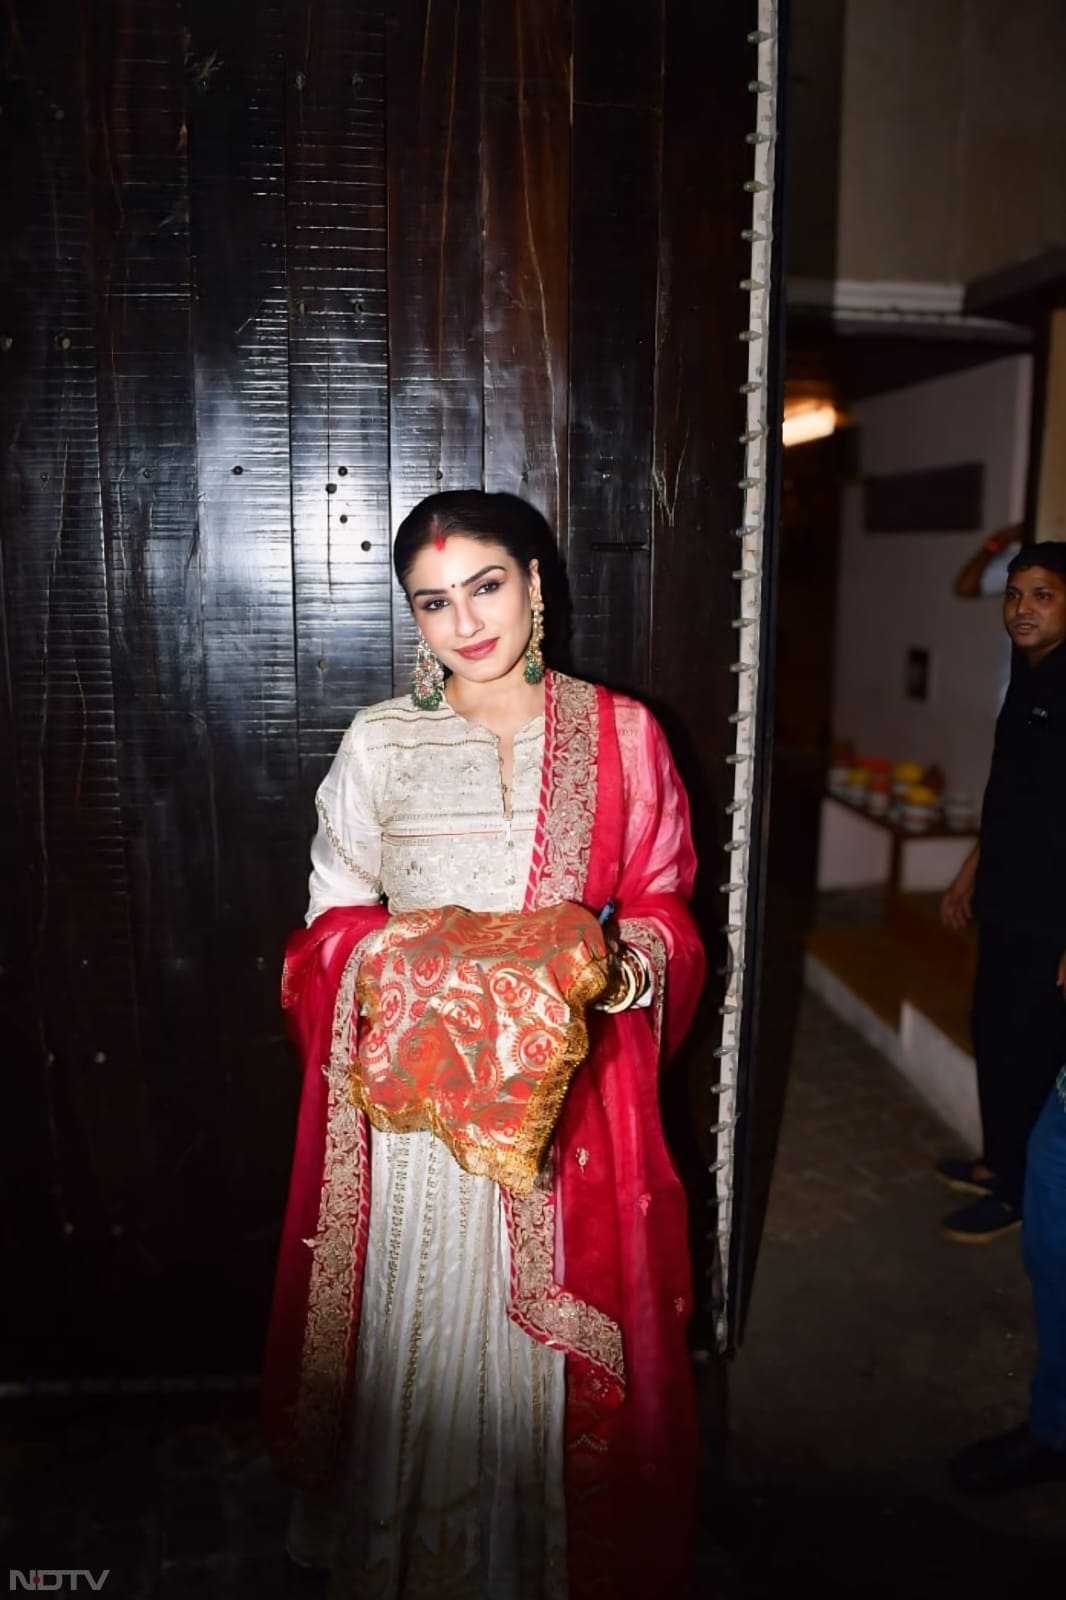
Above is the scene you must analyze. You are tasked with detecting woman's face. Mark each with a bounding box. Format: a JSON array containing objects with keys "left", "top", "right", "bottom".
[{"left": 405, "top": 535, "right": 541, "bottom": 687}]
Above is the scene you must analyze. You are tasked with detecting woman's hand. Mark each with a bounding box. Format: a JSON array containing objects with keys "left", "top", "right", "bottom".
[{"left": 596, "top": 919, "right": 652, "bottom": 1012}]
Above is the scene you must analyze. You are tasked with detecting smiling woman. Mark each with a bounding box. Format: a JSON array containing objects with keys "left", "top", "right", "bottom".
[{"left": 262, "top": 490, "right": 707, "bottom": 1600}]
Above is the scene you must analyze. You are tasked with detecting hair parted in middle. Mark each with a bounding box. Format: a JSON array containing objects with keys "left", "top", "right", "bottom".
[{"left": 393, "top": 489, "right": 570, "bottom": 669}]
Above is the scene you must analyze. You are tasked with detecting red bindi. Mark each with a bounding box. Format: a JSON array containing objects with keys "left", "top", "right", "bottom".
[{"left": 433, "top": 533, "right": 447, "bottom": 551}]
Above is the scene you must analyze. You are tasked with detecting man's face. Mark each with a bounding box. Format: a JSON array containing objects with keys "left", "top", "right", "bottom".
[{"left": 1003, "top": 565, "right": 1066, "bottom": 665}]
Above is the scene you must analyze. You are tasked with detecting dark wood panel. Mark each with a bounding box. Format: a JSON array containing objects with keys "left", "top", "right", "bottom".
[
  {"left": 0, "top": 0, "right": 147, "bottom": 1373},
  {"left": 0, "top": 0, "right": 768, "bottom": 1380},
  {"left": 386, "top": 0, "right": 484, "bottom": 680},
  {"left": 287, "top": 0, "right": 394, "bottom": 769},
  {"left": 649, "top": 0, "right": 755, "bottom": 1341},
  {"left": 650, "top": 0, "right": 751, "bottom": 896},
  {"left": 572, "top": 0, "right": 660, "bottom": 109},
  {"left": 481, "top": 0, "right": 570, "bottom": 541},
  {"left": 566, "top": 0, "right": 663, "bottom": 690},
  {"left": 84, "top": 0, "right": 225, "bottom": 1370},
  {"left": 566, "top": 96, "right": 661, "bottom": 692},
  {"left": 183, "top": 0, "right": 306, "bottom": 1364}
]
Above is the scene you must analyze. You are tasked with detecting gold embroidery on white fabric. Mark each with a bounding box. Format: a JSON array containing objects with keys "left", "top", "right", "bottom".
[
  {"left": 381, "top": 1134, "right": 409, "bottom": 1332},
  {"left": 396, "top": 1136, "right": 439, "bottom": 1504},
  {"left": 441, "top": 1169, "right": 484, "bottom": 1496},
  {"left": 315, "top": 793, "right": 382, "bottom": 894},
  {"left": 369, "top": 711, "right": 543, "bottom": 917},
  {"left": 477, "top": 1236, "right": 491, "bottom": 1476}
]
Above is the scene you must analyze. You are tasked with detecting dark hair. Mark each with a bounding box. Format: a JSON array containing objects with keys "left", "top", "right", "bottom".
[
  {"left": 393, "top": 490, "right": 549, "bottom": 587},
  {"left": 393, "top": 490, "right": 570, "bottom": 664},
  {"left": 1006, "top": 540, "right": 1066, "bottom": 580}
]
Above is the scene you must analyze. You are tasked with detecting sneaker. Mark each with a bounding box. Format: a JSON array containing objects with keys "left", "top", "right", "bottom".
[
  {"left": 934, "top": 1157, "right": 996, "bottom": 1196},
  {"left": 950, "top": 1424, "right": 1066, "bottom": 1493},
  {"left": 939, "top": 1193, "right": 1020, "bottom": 1243}
]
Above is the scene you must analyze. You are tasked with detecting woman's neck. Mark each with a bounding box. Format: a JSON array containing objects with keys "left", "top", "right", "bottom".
[{"left": 445, "top": 663, "right": 546, "bottom": 736}]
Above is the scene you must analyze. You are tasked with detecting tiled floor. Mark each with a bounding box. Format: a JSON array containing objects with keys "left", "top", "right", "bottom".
[
  {"left": 719, "top": 993, "right": 1065, "bottom": 1598},
  {"left": 759, "top": 992, "right": 948, "bottom": 1242},
  {"left": 3, "top": 993, "right": 1063, "bottom": 1598}
]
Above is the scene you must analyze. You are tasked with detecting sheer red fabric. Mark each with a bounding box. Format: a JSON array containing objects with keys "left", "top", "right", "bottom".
[
  {"left": 546, "top": 684, "right": 704, "bottom": 1599},
  {"left": 261, "top": 903, "right": 387, "bottom": 1478}
]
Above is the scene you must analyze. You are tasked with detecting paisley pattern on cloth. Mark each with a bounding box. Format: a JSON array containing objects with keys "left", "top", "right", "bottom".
[{"left": 350, "top": 902, "right": 610, "bottom": 1193}]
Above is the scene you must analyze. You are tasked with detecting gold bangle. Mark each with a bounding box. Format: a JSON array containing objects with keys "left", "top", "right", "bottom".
[
  {"left": 614, "top": 940, "right": 646, "bottom": 992},
  {"left": 600, "top": 953, "right": 639, "bottom": 1013}
]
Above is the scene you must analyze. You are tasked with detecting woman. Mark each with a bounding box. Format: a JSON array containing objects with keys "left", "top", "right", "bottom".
[{"left": 263, "top": 491, "right": 706, "bottom": 1599}]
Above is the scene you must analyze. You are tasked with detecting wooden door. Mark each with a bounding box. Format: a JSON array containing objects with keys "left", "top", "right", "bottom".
[{"left": 0, "top": 0, "right": 774, "bottom": 1377}]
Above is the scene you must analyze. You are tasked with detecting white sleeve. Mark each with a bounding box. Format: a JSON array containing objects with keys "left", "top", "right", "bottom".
[{"left": 306, "top": 717, "right": 384, "bottom": 923}]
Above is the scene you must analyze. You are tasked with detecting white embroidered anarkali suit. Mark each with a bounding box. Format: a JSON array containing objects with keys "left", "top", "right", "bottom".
[{"left": 302, "top": 696, "right": 567, "bottom": 1599}]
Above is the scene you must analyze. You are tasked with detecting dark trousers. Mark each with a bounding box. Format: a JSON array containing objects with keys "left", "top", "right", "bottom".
[{"left": 972, "top": 923, "right": 1066, "bottom": 1207}]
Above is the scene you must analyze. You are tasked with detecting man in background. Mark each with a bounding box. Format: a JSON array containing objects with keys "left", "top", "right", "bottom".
[{"left": 938, "top": 543, "right": 1066, "bottom": 1241}]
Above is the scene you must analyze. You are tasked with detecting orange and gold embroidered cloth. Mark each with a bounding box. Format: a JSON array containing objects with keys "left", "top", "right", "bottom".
[{"left": 350, "top": 902, "right": 610, "bottom": 1193}]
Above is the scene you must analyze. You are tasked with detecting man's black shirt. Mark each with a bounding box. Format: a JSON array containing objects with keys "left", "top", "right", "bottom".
[{"left": 975, "top": 640, "right": 1066, "bottom": 943}]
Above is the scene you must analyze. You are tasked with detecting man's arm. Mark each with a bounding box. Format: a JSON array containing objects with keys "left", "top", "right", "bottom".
[
  {"left": 953, "top": 525, "right": 1020, "bottom": 598},
  {"left": 941, "top": 844, "right": 980, "bottom": 932}
]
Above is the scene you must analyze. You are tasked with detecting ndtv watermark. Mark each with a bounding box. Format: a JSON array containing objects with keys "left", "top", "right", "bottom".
[{"left": 9, "top": 1576, "right": 108, "bottom": 1592}]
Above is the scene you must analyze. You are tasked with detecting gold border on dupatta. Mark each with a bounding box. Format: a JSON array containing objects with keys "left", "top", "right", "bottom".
[
  {"left": 617, "top": 917, "right": 668, "bottom": 1049},
  {"left": 506, "top": 673, "right": 626, "bottom": 1391}
]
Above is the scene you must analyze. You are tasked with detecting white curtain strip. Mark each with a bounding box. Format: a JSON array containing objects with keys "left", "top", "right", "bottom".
[{"left": 712, "top": 1, "right": 780, "bottom": 1352}]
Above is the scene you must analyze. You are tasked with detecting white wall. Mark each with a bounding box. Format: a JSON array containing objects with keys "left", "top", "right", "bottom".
[{"left": 832, "top": 355, "right": 1031, "bottom": 802}]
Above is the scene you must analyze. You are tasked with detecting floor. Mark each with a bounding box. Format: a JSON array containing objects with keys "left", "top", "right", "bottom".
[
  {"left": 715, "top": 993, "right": 1065, "bottom": 1599},
  {"left": 808, "top": 889, "right": 978, "bottom": 1052},
  {"left": 3, "top": 994, "right": 1064, "bottom": 1597}
]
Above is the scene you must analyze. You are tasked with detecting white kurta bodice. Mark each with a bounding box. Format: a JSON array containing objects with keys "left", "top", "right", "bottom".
[{"left": 308, "top": 697, "right": 545, "bottom": 921}]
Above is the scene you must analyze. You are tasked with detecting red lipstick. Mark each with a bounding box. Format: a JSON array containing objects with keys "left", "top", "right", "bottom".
[{"left": 455, "top": 638, "right": 498, "bottom": 660}]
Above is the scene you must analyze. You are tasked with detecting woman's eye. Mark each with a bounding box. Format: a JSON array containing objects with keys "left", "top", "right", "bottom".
[
  {"left": 475, "top": 580, "right": 501, "bottom": 596},
  {"left": 421, "top": 597, "right": 447, "bottom": 612}
]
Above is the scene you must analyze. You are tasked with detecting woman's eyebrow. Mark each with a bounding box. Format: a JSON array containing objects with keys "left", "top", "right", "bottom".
[{"left": 411, "top": 564, "right": 506, "bottom": 599}]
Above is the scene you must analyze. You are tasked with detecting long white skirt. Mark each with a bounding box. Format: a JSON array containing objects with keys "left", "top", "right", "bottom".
[{"left": 322, "top": 1129, "right": 568, "bottom": 1599}]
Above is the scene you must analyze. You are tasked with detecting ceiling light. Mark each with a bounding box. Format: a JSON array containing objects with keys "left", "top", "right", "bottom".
[{"left": 782, "top": 400, "right": 838, "bottom": 448}]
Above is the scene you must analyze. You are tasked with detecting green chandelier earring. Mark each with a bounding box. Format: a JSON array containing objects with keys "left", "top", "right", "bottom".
[
  {"left": 524, "top": 601, "right": 546, "bottom": 684},
  {"left": 411, "top": 634, "right": 445, "bottom": 709}
]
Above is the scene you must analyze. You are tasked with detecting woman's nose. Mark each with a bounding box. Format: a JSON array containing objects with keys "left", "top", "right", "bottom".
[{"left": 452, "top": 596, "right": 482, "bottom": 637}]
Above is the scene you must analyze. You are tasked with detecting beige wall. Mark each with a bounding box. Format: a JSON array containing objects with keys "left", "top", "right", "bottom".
[{"left": 792, "top": 0, "right": 1066, "bottom": 286}]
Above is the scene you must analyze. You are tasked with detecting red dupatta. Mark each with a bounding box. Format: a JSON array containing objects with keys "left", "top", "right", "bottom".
[
  {"left": 261, "top": 671, "right": 705, "bottom": 1599},
  {"left": 262, "top": 902, "right": 387, "bottom": 1486},
  {"left": 511, "top": 673, "right": 704, "bottom": 1598}
]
